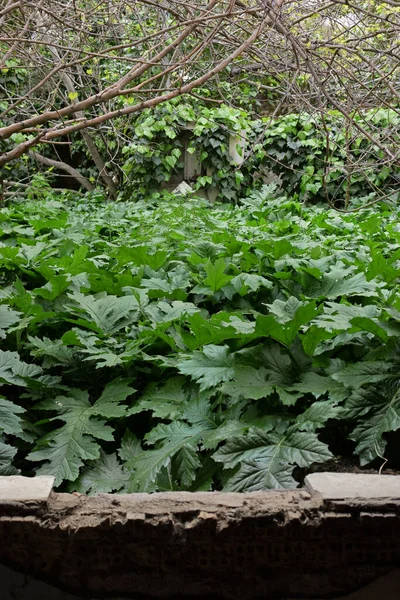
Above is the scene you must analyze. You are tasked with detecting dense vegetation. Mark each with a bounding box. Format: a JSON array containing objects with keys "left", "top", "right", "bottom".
[
  {"left": 1, "top": 186, "right": 400, "bottom": 492},
  {"left": 123, "top": 100, "right": 400, "bottom": 204},
  {"left": 1, "top": 1, "right": 400, "bottom": 494}
]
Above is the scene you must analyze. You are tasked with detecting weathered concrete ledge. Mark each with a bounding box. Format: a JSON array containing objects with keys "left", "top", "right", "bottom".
[{"left": 0, "top": 474, "right": 400, "bottom": 599}]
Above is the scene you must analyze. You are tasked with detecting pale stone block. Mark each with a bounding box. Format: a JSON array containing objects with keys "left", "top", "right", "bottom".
[
  {"left": 305, "top": 472, "right": 400, "bottom": 500},
  {"left": 0, "top": 475, "right": 54, "bottom": 503}
]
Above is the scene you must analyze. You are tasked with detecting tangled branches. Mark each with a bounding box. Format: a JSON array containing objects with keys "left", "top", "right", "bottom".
[{"left": 0, "top": 0, "right": 399, "bottom": 203}]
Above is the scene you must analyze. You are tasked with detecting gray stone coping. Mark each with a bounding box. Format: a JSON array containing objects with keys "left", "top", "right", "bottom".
[
  {"left": 1, "top": 472, "right": 400, "bottom": 508},
  {"left": 0, "top": 473, "right": 400, "bottom": 599}
]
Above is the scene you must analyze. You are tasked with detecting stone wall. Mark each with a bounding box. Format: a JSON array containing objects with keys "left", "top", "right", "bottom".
[{"left": 0, "top": 474, "right": 400, "bottom": 599}]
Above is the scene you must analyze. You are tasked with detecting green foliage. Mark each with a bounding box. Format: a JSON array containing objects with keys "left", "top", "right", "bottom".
[
  {"left": 1, "top": 188, "right": 400, "bottom": 491},
  {"left": 121, "top": 100, "right": 400, "bottom": 204}
]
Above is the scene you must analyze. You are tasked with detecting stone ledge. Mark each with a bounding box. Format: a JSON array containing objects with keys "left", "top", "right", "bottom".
[
  {"left": 305, "top": 473, "right": 400, "bottom": 510},
  {"left": 0, "top": 476, "right": 54, "bottom": 508},
  {"left": 1, "top": 474, "right": 400, "bottom": 599}
]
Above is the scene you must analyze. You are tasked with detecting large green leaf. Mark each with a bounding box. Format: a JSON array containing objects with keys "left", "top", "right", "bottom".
[
  {"left": 177, "top": 345, "right": 235, "bottom": 390},
  {"left": 213, "top": 428, "right": 332, "bottom": 471},
  {"left": 221, "top": 366, "right": 275, "bottom": 402},
  {"left": 346, "top": 381, "right": 400, "bottom": 465},
  {"left": 224, "top": 459, "right": 296, "bottom": 491},
  {"left": 0, "top": 439, "right": 19, "bottom": 475},
  {"left": 203, "top": 258, "right": 232, "bottom": 292},
  {"left": 332, "top": 361, "right": 393, "bottom": 388},
  {"left": 0, "top": 350, "right": 43, "bottom": 387},
  {"left": 128, "top": 377, "right": 187, "bottom": 419},
  {"left": 73, "top": 452, "right": 129, "bottom": 494},
  {"left": 0, "top": 305, "right": 21, "bottom": 339},
  {"left": 66, "top": 291, "right": 140, "bottom": 334},
  {"left": 27, "top": 380, "right": 133, "bottom": 485},
  {"left": 125, "top": 422, "right": 204, "bottom": 492},
  {"left": 0, "top": 397, "right": 25, "bottom": 436}
]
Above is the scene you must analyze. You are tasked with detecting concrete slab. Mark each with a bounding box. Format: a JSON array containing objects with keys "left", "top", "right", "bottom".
[
  {"left": 305, "top": 472, "right": 400, "bottom": 500},
  {"left": 0, "top": 475, "right": 54, "bottom": 504}
]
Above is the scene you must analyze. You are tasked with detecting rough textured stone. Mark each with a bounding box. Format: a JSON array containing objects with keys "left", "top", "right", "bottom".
[
  {"left": 1, "top": 487, "right": 400, "bottom": 599},
  {"left": 305, "top": 473, "right": 400, "bottom": 501},
  {"left": 0, "top": 476, "right": 54, "bottom": 505}
]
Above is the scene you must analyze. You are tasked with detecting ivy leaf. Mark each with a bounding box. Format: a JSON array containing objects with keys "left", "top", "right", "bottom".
[{"left": 177, "top": 345, "right": 235, "bottom": 390}]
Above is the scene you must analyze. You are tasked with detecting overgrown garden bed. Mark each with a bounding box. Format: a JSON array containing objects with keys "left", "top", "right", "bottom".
[{"left": 1, "top": 188, "right": 400, "bottom": 492}]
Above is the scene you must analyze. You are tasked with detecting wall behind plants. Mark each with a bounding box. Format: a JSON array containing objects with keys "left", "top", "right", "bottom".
[{"left": 121, "top": 99, "right": 400, "bottom": 205}]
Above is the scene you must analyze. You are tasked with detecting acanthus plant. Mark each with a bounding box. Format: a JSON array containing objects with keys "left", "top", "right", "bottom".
[{"left": 1, "top": 186, "right": 400, "bottom": 492}]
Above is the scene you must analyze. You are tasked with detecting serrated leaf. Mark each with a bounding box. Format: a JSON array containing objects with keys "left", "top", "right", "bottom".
[
  {"left": 332, "top": 361, "right": 393, "bottom": 388},
  {"left": 313, "top": 302, "right": 381, "bottom": 332},
  {"left": 0, "top": 439, "right": 19, "bottom": 475},
  {"left": 181, "top": 390, "right": 218, "bottom": 429},
  {"left": 27, "top": 383, "right": 129, "bottom": 486},
  {"left": 126, "top": 422, "right": 204, "bottom": 492},
  {"left": 128, "top": 377, "right": 187, "bottom": 419},
  {"left": 66, "top": 291, "right": 140, "bottom": 335},
  {"left": 73, "top": 452, "right": 129, "bottom": 494},
  {"left": 173, "top": 444, "right": 202, "bottom": 487},
  {"left": 92, "top": 378, "right": 135, "bottom": 418},
  {"left": 118, "top": 430, "right": 142, "bottom": 462},
  {"left": 224, "top": 459, "right": 296, "bottom": 491},
  {"left": 0, "top": 350, "right": 42, "bottom": 387},
  {"left": 0, "top": 305, "right": 21, "bottom": 339},
  {"left": 346, "top": 380, "right": 400, "bottom": 465},
  {"left": 0, "top": 397, "right": 25, "bottom": 436},
  {"left": 221, "top": 366, "right": 274, "bottom": 402},
  {"left": 230, "top": 273, "right": 272, "bottom": 295},
  {"left": 303, "top": 266, "right": 381, "bottom": 299},
  {"left": 203, "top": 258, "right": 232, "bottom": 292},
  {"left": 177, "top": 345, "right": 235, "bottom": 390},
  {"left": 292, "top": 372, "right": 348, "bottom": 402},
  {"left": 213, "top": 428, "right": 332, "bottom": 470},
  {"left": 265, "top": 296, "right": 305, "bottom": 324},
  {"left": 28, "top": 336, "right": 77, "bottom": 367},
  {"left": 295, "top": 401, "right": 342, "bottom": 432}
]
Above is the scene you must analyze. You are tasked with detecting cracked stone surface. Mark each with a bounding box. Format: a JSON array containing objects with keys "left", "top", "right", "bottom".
[{"left": 0, "top": 475, "right": 400, "bottom": 599}]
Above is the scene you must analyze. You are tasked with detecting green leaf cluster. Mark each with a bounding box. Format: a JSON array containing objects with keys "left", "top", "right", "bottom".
[{"left": 1, "top": 188, "right": 400, "bottom": 491}]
